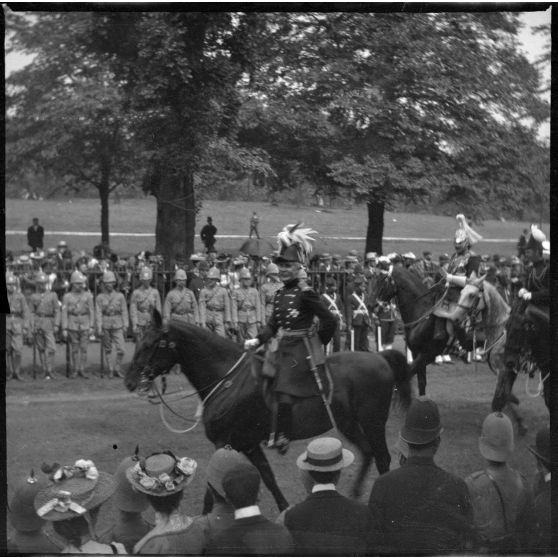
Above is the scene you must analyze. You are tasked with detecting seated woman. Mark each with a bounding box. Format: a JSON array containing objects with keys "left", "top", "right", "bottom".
[
  {"left": 33, "top": 458, "right": 126, "bottom": 554},
  {"left": 126, "top": 450, "right": 205, "bottom": 555}
]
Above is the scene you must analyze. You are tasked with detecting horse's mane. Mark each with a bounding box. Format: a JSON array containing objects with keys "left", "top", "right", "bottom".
[
  {"left": 392, "top": 266, "right": 429, "bottom": 299},
  {"left": 481, "top": 281, "right": 510, "bottom": 328},
  {"left": 168, "top": 320, "right": 242, "bottom": 360}
]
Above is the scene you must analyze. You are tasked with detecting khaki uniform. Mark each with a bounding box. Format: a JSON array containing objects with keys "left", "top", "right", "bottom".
[
  {"left": 199, "top": 285, "right": 231, "bottom": 337},
  {"left": 130, "top": 286, "right": 162, "bottom": 344},
  {"left": 260, "top": 281, "right": 283, "bottom": 322},
  {"left": 96, "top": 290, "right": 129, "bottom": 376},
  {"left": 7, "top": 292, "right": 30, "bottom": 378},
  {"left": 29, "top": 291, "right": 61, "bottom": 376},
  {"left": 231, "top": 286, "right": 262, "bottom": 340},
  {"left": 163, "top": 287, "right": 199, "bottom": 326},
  {"left": 62, "top": 290, "right": 95, "bottom": 375}
]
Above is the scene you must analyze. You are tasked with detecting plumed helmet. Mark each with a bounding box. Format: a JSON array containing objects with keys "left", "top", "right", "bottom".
[
  {"left": 266, "top": 263, "right": 279, "bottom": 275},
  {"left": 207, "top": 267, "right": 221, "bottom": 280},
  {"left": 276, "top": 223, "right": 317, "bottom": 264},
  {"left": 400, "top": 397, "right": 442, "bottom": 445},
  {"left": 35, "top": 272, "right": 48, "bottom": 283},
  {"left": 6, "top": 273, "right": 17, "bottom": 285},
  {"left": 478, "top": 412, "right": 514, "bottom": 462},
  {"left": 239, "top": 268, "right": 252, "bottom": 280},
  {"left": 103, "top": 271, "right": 116, "bottom": 284},
  {"left": 454, "top": 214, "right": 482, "bottom": 246},
  {"left": 70, "top": 271, "right": 86, "bottom": 284},
  {"left": 525, "top": 224, "right": 546, "bottom": 253},
  {"left": 174, "top": 269, "right": 187, "bottom": 281},
  {"left": 140, "top": 267, "right": 153, "bottom": 281}
]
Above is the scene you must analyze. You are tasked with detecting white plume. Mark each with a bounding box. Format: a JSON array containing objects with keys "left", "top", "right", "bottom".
[
  {"left": 455, "top": 213, "right": 483, "bottom": 245},
  {"left": 530, "top": 224, "right": 546, "bottom": 243},
  {"left": 277, "top": 223, "right": 317, "bottom": 256}
]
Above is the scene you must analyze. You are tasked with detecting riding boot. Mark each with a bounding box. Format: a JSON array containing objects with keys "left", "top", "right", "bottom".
[
  {"left": 12, "top": 354, "right": 25, "bottom": 381},
  {"left": 275, "top": 403, "right": 292, "bottom": 455}
]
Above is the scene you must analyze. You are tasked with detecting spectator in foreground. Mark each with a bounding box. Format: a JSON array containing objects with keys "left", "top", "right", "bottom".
[
  {"left": 97, "top": 453, "right": 153, "bottom": 553},
  {"left": 527, "top": 426, "right": 551, "bottom": 554},
  {"left": 33, "top": 458, "right": 126, "bottom": 554},
  {"left": 465, "top": 412, "right": 533, "bottom": 554},
  {"left": 8, "top": 469, "right": 63, "bottom": 554},
  {"left": 283, "top": 437, "right": 378, "bottom": 556},
  {"left": 207, "top": 462, "right": 294, "bottom": 556},
  {"left": 27, "top": 217, "right": 45, "bottom": 252},
  {"left": 368, "top": 396, "right": 474, "bottom": 555},
  {"left": 127, "top": 450, "right": 204, "bottom": 554}
]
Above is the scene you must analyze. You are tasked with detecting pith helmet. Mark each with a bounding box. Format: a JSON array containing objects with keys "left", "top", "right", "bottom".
[
  {"left": 239, "top": 268, "right": 252, "bottom": 280},
  {"left": 478, "top": 412, "right": 514, "bottom": 462},
  {"left": 103, "top": 271, "right": 116, "bottom": 284},
  {"left": 70, "top": 271, "right": 86, "bottom": 284},
  {"left": 400, "top": 396, "right": 442, "bottom": 445},
  {"left": 35, "top": 272, "right": 48, "bottom": 283},
  {"left": 266, "top": 263, "right": 279, "bottom": 275},
  {"left": 207, "top": 267, "right": 220, "bottom": 280},
  {"left": 174, "top": 269, "right": 187, "bottom": 281},
  {"left": 140, "top": 267, "right": 153, "bottom": 281}
]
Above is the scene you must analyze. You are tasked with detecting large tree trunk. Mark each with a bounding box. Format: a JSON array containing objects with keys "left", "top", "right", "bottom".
[
  {"left": 155, "top": 170, "right": 196, "bottom": 268},
  {"left": 365, "top": 199, "right": 384, "bottom": 255},
  {"left": 99, "top": 169, "right": 110, "bottom": 246}
]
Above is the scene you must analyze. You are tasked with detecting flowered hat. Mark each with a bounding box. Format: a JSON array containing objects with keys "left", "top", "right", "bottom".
[
  {"left": 34, "top": 459, "right": 115, "bottom": 522},
  {"left": 10, "top": 470, "right": 49, "bottom": 532},
  {"left": 126, "top": 451, "right": 197, "bottom": 496}
]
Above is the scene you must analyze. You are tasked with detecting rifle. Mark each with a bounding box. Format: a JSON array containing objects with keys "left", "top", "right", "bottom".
[
  {"left": 100, "top": 330, "right": 105, "bottom": 377},
  {"left": 65, "top": 332, "right": 70, "bottom": 378}
]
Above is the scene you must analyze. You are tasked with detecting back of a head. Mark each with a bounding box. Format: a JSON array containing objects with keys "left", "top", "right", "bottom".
[
  {"left": 206, "top": 447, "right": 251, "bottom": 501},
  {"left": 222, "top": 463, "right": 261, "bottom": 509},
  {"left": 400, "top": 396, "right": 442, "bottom": 450},
  {"left": 114, "top": 456, "right": 149, "bottom": 513}
]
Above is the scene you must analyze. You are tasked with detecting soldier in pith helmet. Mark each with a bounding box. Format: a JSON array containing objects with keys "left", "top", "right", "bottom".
[
  {"left": 163, "top": 269, "right": 200, "bottom": 328},
  {"left": 130, "top": 266, "right": 162, "bottom": 347},
  {"left": 199, "top": 267, "right": 231, "bottom": 337},
  {"left": 260, "top": 263, "right": 283, "bottom": 323},
  {"left": 231, "top": 268, "right": 262, "bottom": 341},
  {"left": 6, "top": 272, "right": 30, "bottom": 381}
]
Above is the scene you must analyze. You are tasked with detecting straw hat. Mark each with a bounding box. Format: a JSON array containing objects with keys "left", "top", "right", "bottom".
[
  {"left": 297, "top": 437, "right": 354, "bottom": 472},
  {"left": 126, "top": 451, "right": 197, "bottom": 496},
  {"left": 10, "top": 470, "right": 49, "bottom": 532},
  {"left": 34, "top": 459, "right": 115, "bottom": 522}
]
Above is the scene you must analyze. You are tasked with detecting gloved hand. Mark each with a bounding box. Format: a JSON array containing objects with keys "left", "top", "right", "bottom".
[
  {"left": 244, "top": 338, "right": 260, "bottom": 350},
  {"left": 521, "top": 291, "right": 532, "bottom": 301}
]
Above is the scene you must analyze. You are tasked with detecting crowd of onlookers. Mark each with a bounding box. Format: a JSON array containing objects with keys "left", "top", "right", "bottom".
[{"left": 7, "top": 397, "right": 551, "bottom": 555}]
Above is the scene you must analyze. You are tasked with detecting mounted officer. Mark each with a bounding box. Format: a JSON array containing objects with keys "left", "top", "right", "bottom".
[
  {"left": 199, "top": 267, "right": 231, "bottom": 337},
  {"left": 244, "top": 224, "right": 336, "bottom": 454},
  {"left": 231, "top": 268, "right": 262, "bottom": 341},
  {"left": 29, "top": 271, "right": 61, "bottom": 379},
  {"left": 130, "top": 266, "right": 162, "bottom": 346},
  {"left": 433, "top": 214, "right": 482, "bottom": 354},
  {"left": 6, "top": 273, "right": 30, "bottom": 381}
]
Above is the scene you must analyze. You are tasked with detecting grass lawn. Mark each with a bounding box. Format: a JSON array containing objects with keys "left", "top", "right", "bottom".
[
  {"left": 6, "top": 198, "right": 543, "bottom": 259},
  {"left": 6, "top": 335, "right": 548, "bottom": 542}
]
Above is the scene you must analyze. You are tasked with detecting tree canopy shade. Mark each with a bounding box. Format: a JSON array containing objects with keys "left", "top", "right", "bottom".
[{"left": 6, "top": 9, "right": 549, "bottom": 258}]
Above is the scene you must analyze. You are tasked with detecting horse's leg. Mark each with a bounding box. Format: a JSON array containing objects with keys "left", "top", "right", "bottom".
[
  {"left": 341, "top": 419, "right": 373, "bottom": 500},
  {"left": 202, "top": 486, "right": 214, "bottom": 515},
  {"left": 410, "top": 355, "right": 428, "bottom": 396},
  {"left": 243, "top": 444, "right": 289, "bottom": 511}
]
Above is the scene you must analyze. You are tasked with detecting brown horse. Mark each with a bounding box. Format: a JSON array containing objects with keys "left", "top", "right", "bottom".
[{"left": 125, "top": 310, "right": 412, "bottom": 510}]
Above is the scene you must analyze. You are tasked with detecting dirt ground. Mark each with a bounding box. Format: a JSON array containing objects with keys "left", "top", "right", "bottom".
[{"left": 5, "top": 334, "right": 548, "bottom": 543}]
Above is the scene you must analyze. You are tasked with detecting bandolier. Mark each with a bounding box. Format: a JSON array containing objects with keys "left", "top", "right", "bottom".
[
  {"left": 6, "top": 273, "right": 30, "bottom": 381},
  {"left": 29, "top": 272, "right": 61, "bottom": 378}
]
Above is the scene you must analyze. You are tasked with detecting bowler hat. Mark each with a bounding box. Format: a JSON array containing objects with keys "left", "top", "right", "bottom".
[
  {"left": 206, "top": 447, "right": 251, "bottom": 498},
  {"left": 528, "top": 426, "right": 550, "bottom": 468},
  {"left": 222, "top": 463, "right": 261, "bottom": 506},
  {"left": 400, "top": 397, "right": 442, "bottom": 445},
  {"left": 478, "top": 412, "right": 514, "bottom": 462},
  {"left": 297, "top": 437, "right": 354, "bottom": 472}
]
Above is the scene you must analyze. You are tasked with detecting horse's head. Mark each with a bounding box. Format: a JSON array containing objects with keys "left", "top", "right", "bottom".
[
  {"left": 125, "top": 310, "right": 180, "bottom": 395},
  {"left": 444, "top": 275, "right": 487, "bottom": 324}
]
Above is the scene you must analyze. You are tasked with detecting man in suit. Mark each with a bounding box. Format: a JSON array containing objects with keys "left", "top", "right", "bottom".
[
  {"left": 207, "top": 462, "right": 294, "bottom": 556},
  {"left": 283, "top": 437, "right": 378, "bottom": 556},
  {"left": 27, "top": 217, "right": 44, "bottom": 251},
  {"left": 368, "top": 397, "right": 474, "bottom": 555}
]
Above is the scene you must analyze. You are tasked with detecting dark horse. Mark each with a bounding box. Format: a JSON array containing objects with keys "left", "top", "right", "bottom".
[
  {"left": 375, "top": 265, "right": 452, "bottom": 395},
  {"left": 125, "top": 310, "right": 412, "bottom": 511},
  {"left": 493, "top": 299, "right": 551, "bottom": 413}
]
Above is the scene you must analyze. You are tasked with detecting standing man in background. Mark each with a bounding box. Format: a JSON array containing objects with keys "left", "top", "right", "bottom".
[
  {"left": 231, "top": 268, "right": 262, "bottom": 341},
  {"left": 163, "top": 269, "right": 200, "bottom": 327},
  {"left": 27, "top": 217, "right": 44, "bottom": 252},
  {"left": 199, "top": 267, "right": 231, "bottom": 337},
  {"left": 249, "top": 211, "right": 260, "bottom": 239},
  {"left": 321, "top": 277, "right": 344, "bottom": 353},
  {"left": 6, "top": 273, "right": 30, "bottom": 381},
  {"left": 201, "top": 216, "right": 217, "bottom": 254},
  {"left": 260, "top": 263, "right": 283, "bottom": 323}
]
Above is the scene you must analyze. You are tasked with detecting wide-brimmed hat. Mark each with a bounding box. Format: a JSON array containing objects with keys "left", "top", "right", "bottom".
[
  {"left": 400, "top": 397, "right": 443, "bottom": 445},
  {"left": 34, "top": 459, "right": 115, "bottom": 521},
  {"left": 10, "top": 470, "right": 49, "bottom": 532},
  {"left": 206, "top": 447, "right": 251, "bottom": 498},
  {"left": 478, "top": 412, "right": 514, "bottom": 462},
  {"left": 297, "top": 437, "right": 354, "bottom": 472},
  {"left": 528, "top": 426, "right": 550, "bottom": 468},
  {"left": 126, "top": 451, "right": 197, "bottom": 496},
  {"left": 113, "top": 455, "right": 149, "bottom": 513}
]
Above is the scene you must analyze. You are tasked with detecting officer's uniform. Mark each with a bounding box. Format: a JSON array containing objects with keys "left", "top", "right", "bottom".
[
  {"left": 524, "top": 259, "right": 549, "bottom": 317},
  {"left": 232, "top": 283, "right": 262, "bottom": 341},
  {"left": 96, "top": 286, "right": 129, "bottom": 377},
  {"left": 62, "top": 288, "right": 95, "bottom": 377},
  {"left": 130, "top": 285, "right": 162, "bottom": 343},
  {"left": 199, "top": 284, "right": 231, "bottom": 337},
  {"left": 29, "top": 288, "right": 61, "bottom": 378},
  {"left": 7, "top": 283, "right": 31, "bottom": 380},
  {"left": 163, "top": 287, "right": 199, "bottom": 326}
]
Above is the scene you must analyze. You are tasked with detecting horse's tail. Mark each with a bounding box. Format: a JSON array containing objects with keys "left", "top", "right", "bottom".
[{"left": 380, "top": 349, "right": 413, "bottom": 411}]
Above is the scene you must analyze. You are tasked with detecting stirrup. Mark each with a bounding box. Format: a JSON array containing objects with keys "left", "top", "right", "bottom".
[{"left": 275, "top": 434, "right": 290, "bottom": 455}]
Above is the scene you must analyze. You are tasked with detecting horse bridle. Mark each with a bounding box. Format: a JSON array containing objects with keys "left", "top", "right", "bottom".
[
  {"left": 137, "top": 331, "right": 178, "bottom": 392},
  {"left": 455, "top": 281, "right": 486, "bottom": 321}
]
